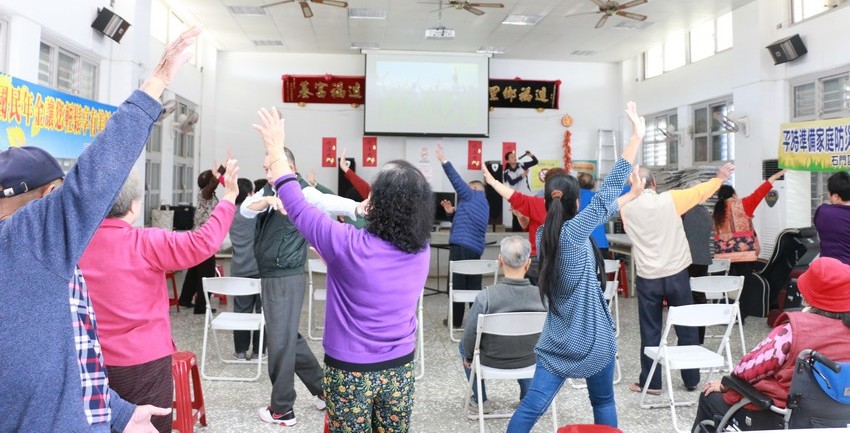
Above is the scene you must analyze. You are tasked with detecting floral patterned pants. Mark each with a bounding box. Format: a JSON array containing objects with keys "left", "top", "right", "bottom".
[{"left": 323, "top": 362, "right": 415, "bottom": 433}]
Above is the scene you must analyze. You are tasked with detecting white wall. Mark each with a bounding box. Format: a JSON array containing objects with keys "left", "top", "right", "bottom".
[{"left": 213, "top": 52, "right": 621, "bottom": 226}]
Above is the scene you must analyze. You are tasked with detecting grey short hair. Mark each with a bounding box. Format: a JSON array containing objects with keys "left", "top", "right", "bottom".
[
  {"left": 108, "top": 172, "right": 142, "bottom": 218},
  {"left": 500, "top": 235, "right": 532, "bottom": 269},
  {"left": 639, "top": 166, "right": 655, "bottom": 189}
]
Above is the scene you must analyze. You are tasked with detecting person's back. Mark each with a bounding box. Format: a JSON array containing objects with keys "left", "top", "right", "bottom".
[
  {"left": 230, "top": 179, "right": 259, "bottom": 278},
  {"left": 815, "top": 171, "right": 850, "bottom": 265}
]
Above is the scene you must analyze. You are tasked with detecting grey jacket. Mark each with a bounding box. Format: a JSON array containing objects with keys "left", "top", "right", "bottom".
[
  {"left": 461, "top": 278, "right": 547, "bottom": 369},
  {"left": 682, "top": 205, "right": 713, "bottom": 266}
]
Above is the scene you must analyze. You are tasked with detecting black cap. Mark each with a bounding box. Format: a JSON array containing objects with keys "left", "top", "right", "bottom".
[{"left": 0, "top": 146, "right": 64, "bottom": 198}]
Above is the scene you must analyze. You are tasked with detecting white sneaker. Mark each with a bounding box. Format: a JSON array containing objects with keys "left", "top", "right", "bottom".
[
  {"left": 314, "top": 396, "right": 326, "bottom": 411},
  {"left": 257, "top": 406, "right": 296, "bottom": 426},
  {"left": 468, "top": 397, "right": 492, "bottom": 414}
]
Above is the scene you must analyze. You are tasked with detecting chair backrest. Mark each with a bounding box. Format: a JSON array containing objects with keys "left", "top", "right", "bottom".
[
  {"left": 308, "top": 259, "right": 327, "bottom": 274},
  {"left": 603, "top": 259, "right": 620, "bottom": 275},
  {"left": 476, "top": 312, "right": 547, "bottom": 337},
  {"left": 450, "top": 259, "right": 499, "bottom": 277},
  {"left": 707, "top": 258, "right": 731, "bottom": 275},
  {"left": 665, "top": 304, "right": 736, "bottom": 328},
  {"left": 787, "top": 350, "right": 850, "bottom": 428},
  {"left": 689, "top": 276, "right": 744, "bottom": 302},
  {"left": 202, "top": 277, "right": 261, "bottom": 297}
]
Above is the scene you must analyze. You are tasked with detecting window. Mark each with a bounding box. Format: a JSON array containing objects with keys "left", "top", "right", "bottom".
[
  {"left": 38, "top": 42, "right": 98, "bottom": 100},
  {"left": 693, "top": 99, "right": 735, "bottom": 163},
  {"left": 150, "top": 0, "right": 169, "bottom": 43},
  {"left": 663, "top": 33, "right": 686, "bottom": 72},
  {"left": 791, "top": 0, "right": 839, "bottom": 23},
  {"left": 172, "top": 98, "right": 196, "bottom": 205},
  {"left": 716, "top": 12, "right": 733, "bottom": 52},
  {"left": 0, "top": 19, "right": 8, "bottom": 73},
  {"left": 644, "top": 44, "right": 663, "bottom": 79},
  {"left": 144, "top": 123, "right": 163, "bottom": 226},
  {"left": 690, "top": 20, "right": 715, "bottom": 63},
  {"left": 642, "top": 111, "right": 679, "bottom": 168}
]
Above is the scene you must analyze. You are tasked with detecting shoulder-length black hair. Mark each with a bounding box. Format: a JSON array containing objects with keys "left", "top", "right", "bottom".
[
  {"left": 537, "top": 173, "right": 580, "bottom": 311},
  {"left": 365, "top": 160, "right": 432, "bottom": 253},
  {"left": 713, "top": 184, "right": 736, "bottom": 228}
]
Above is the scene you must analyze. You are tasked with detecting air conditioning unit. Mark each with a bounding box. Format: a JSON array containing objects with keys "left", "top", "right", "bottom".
[{"left": 425, "top": 27, "right": 455, "bottom": 39}]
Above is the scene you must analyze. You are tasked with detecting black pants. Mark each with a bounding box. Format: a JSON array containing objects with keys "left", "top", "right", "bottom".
[
  {"left": 449, "top": 243, "right": 482, "bottom": 327},
  {"left": 178, "top": 255, "right": 216, "bottom": 313},
  {"left": 692, "top": 391, "right": 783, "bottom": 432},
  {"left": 688, "top": 264, "right": 709, "bottom": 344},
  {"left": 233, "top": 292, "right": 265, "bottom": 356}
]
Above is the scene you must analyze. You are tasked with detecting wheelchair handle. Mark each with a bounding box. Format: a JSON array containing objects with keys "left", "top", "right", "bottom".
[{"left": 804, "top": 350, "right": 841, "bottom": 373}]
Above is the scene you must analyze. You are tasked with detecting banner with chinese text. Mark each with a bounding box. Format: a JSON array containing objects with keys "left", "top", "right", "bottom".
[
  {"left": 363, "top": 136, "right": 377, "bottom": 167},
  {"left": 468, "top": 140, "right": 482, "bottom": 170},
  {"left": 502, "top": 141, "right": 516, "bottom": 164},
  {"left": 322, "top": 137, "right": 337, "bottom": 167},
  {"left": 282, "top": 75, "right": 365, "bottom": 104},
  {"left": 530, "top": 159, "right": 561, "bottom": 191},
  {"left": 0, "top": 74, "right": 117, "bottom": 159},
  {"left": 778, "top": 118, "right": 850, "bottom": 171},
  {"left": 488, "top": 79, "right": 559, "bottom": 110}
]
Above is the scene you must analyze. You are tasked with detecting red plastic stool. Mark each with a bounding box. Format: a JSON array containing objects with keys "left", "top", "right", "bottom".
[
  {"left": 617, "top": 262, "right": 629, "bottom": 298},
  {"left": 213, "top": 265, "right": 227, "bottom": 305},
  {"left": 172, "top": 351, "right": 207, "bottom": 433},
  {"left": 323, "top": 412, "right": 330, "bottom": 433},
  {"left": 166, "top": 271, "right": 180, "bottom": 312},
  {"left": 558, "top": 425, "right": 623, "bottom": 433}
]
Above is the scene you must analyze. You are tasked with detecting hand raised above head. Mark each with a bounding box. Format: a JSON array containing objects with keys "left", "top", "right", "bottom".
[
  {"left": 151, "top": 27, "right": 202, "bottom": 87},
  {"left": 251, "top": 107, "right": 285, "bottom": 154},
  {"left": 628, "top": 164, "right": 644, "bottom": 195},
  {"left": 624, "top": 101, "right": 646, "bottom": 140},
  {"left": 482, "top": 167, "right": 496, "bottom": 184},
  {"left": 717, "top": 163, "right": 735, "bottom": 181},
  {"left": 339, "top": 148, "right": 351, "bottom": 172},
  {"left": 435, "top": 142, "right": 446, "bottom": 163}
]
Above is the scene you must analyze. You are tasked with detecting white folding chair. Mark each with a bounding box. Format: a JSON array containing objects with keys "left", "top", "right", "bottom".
[
  {"left": 200, "top": 277, "right": 265, "bottom": 382},
  {"left": 707, "top": 258, "right": 731, "bottom": 276},
  {"left": 640, "top": 304, "right": 737, "bottom": 433},
  {"left": 448, "top": 260, "right": 499, "bottom": 342},
  {"left": 415, "top": 290, "right": 425, "bottom": 380},
  {"left": 572, "top": 259, "right": 622, "bottom": 389},
  {"left": 690, "top": 276, "right": 746, "bottom": 359},
  {"left": 307, "top": 259, "right": 327, "bottom": 341},
  {"left": 464, "top": 312, "right": 557, "bottom": 433}
]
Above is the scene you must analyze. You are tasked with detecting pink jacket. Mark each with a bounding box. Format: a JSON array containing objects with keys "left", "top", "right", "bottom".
[{"left": 79, "top": 201, "right": 235, "bottom": 366}]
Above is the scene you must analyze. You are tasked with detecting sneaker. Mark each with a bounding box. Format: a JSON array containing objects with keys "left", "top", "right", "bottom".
[
  {"left": 313, "top": 396, "right": 326, "bottom": 411},
  {"left": 468, "top": 397, "right": 492, "bottom": 414},
  {"left": 234, "top": 352, "right": 247, "bottom": 361},
  {"left": 249, "top": 352, "right": 268, "bottom": 362},
  {"left": 258, "top": 406, "right": 296, "bottom": 426},
  {"left": 629, "top": 382, "right": 662, "bottom": 396}
]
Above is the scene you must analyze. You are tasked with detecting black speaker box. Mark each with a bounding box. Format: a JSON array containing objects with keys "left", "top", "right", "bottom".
[
  {"left": 337, "top": 158, "right": 363, "bottom": 201},
  {"left": 92, "top": 8, "right": 131, "bottom": 43},
  {"left": 483, "top": 160, "right": 503, "bottom": 226},
  {"left": 766, "top": 34, "right": 807, "bottom": 65}
]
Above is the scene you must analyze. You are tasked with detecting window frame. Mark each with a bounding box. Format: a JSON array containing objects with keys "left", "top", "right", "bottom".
[
  {"left": 692, "top": 97, "right": 735, "bottom": 164},
  {"left": 0, "top": 18, "right": 8, "bottom": 73},
  {"left": 37, "top": 40, "right": 99, "bottom": 100},
  {"left": 642, "top": 109, "right": 679, "bottom": 169},
  {"left": 790, "top": 0, "right": 843, "bottom": 24},
  {"left": 172, "top": 97, "right": 196, "bottom": 206}
]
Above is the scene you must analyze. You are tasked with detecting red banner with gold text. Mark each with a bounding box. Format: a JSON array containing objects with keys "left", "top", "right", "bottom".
[
  {"left": 282, "top": 75, "right": 365, "bottom": 105},
  {"left": 363, "top": 136, "right": 377, "bottom": 167}
]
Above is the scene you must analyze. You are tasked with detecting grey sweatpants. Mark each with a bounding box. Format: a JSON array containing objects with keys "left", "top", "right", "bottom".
[{"left": 261, "top": 273, "right": 323, "bottom": 413}]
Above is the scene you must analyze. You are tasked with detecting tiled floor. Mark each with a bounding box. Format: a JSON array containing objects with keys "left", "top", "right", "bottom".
[{"left": 170, "top": 274, "right": 774, "bottom": 433}]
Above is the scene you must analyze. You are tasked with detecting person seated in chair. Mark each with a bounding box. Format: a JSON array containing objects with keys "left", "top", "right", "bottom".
[
  {"left": 459, "top": 235, "right": 547, "bottom": 413},
  {"left": 692, "top": 256, "right": 850, "bottom": 432}
]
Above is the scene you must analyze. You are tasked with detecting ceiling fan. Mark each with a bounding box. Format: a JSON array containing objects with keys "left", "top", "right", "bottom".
[
  {"left": 564, "top": 0, "right": 648, "bottom": 29},
  {"left": 261, "top": 0, "right": 348, "bottom": 19},
  {"left": 421, "top": 0, "right": 504, "bottom": 16}
]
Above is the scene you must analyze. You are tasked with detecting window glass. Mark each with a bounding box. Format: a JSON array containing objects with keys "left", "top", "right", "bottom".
[
  {"left": 690, "top": 20, "right": 715, "bottom": 62},
  {"left": 716, "top": 12, "right": 733, "bottom": 51}
]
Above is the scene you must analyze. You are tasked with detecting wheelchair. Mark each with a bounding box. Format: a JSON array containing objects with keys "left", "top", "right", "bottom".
[{"left": 694, "top": 350, "right": 850, "bottom": 432}]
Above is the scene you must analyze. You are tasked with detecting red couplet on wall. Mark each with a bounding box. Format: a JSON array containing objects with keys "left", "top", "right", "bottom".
[
  {"left": 363, "top": 136, "right": 377, "bottom": 167},
  {"left": 502, "top": 142, "right": 516, "bottom": 165},
  {"left": 468, "top": 140, "right": 483, "bottom": 170},
  {"left": 322, "top": 137, "right": 337, "bottom": 167}
]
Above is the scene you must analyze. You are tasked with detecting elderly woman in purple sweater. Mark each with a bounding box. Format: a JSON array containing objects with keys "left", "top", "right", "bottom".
[{"left": 252, "top": 107, "right": 432, "bottom": 433}]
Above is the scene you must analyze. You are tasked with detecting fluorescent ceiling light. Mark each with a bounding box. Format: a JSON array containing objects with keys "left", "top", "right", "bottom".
[
  {"left": 476, "top": 46, "right": 506, "bottom": 54},
  {"left": 253, "top": 39, "right": 285, "bottom": 47},
  {"left": 227, "top": 5, "right": 267, "bottom": 16},
  {"left": 570, "top": 50, "right": 597, "bottom": 56},
  {"left": 501, "top": 14, "right": 544, "bottom": 26},
  {"left": 348, "top": 8, "right": 387, "bottom": 20},
  {"left": 612, "top": 20, "right": 654, "bottom": 30},
  {"left": 351, "top": 42, "right": 380, "bottom": 49}
]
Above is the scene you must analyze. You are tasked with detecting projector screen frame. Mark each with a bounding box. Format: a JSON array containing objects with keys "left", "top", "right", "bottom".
[{"left": 363, "top": 50, "right": 491, "bottom": 138}]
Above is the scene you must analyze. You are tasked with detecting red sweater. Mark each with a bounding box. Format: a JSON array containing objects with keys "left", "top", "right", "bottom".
[
  {"left": 508, "top": 191, "right": 547, "bottom": 256},
  {"left": 344, "top": 169, "right": 371, "bottom": 199},
  {"left": 79, "top": 201, "right": 235, "bottom": 366}
]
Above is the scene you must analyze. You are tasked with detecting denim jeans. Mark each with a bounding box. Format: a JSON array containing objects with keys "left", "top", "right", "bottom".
[
  {"left": 458, "top": 341, "right": 531, "bottom": 403},
  {"left": 506, "top": 358, "right": 617, "bottom": 433}
]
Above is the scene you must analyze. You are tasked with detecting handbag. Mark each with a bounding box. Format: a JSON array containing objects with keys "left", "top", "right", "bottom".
[{"left": 151, "top": 208, "right": 174, "bottom": 230}]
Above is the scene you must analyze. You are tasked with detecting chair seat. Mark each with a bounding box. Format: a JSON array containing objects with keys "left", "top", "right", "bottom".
[
  {"left": 313, "top": 288, "right": 327, "bottom": 301},
  {"left": 452, "top": 289, "right": 480, "bottom": 303},
  {"left": 644, "top": 345, "right": 726, "bottom": 370},
  {"left": 479, "top": 363, "right": 536, "bottom": 380},
  {"left": 211, "top": 312, "right": 263, "bottom": 331}
]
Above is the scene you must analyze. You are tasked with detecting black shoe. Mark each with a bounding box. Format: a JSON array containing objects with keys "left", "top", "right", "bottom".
[
  {"left": 179, "top": 303, "right": 194, "bottom": 308},
  {"left": 194, "top": 308, "right": 216, "bottom": 314},
  {"left": 686, "top": 384, "right": 698, "bottom": 391}
]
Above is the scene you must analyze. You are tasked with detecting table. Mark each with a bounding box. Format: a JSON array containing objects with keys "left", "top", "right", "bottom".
[{"left": 606, "top": 233, "right": 634, "bottom": 298}]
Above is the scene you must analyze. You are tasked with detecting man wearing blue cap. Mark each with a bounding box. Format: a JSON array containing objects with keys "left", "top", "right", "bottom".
[{"left": 0, "top": 28, "right": 201, "bottom": 433}]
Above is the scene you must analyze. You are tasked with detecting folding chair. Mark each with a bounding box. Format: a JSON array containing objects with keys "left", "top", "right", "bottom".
[
  {"left": 464, "top": 312, "right": 557, "bottom": 433},
  {"left": 307, "top": 259, "right": 327, "bottom": 341},
  {"left": 572, "top": 259, "right": 622, "bottom": 389},
  {"left": 696, "top": 350, "right": 850, "bottom": 432},
  {"left": 415, "top": 289, "right": 425, "bottom": 380},
  {"left": 640, "top": 304, "right": 737, "bottom": 433},
  {"left": 200, "top": 277, "right": 264, "bottom": 381},
  {"left": 448, "top": 259, "right": 499, "bottom": 342},
  {"left": 707, "top": 259, "right": 731, "bottom": 276},
  {"left": 689, "top": 276, "right": 746, "bottom": 359}
]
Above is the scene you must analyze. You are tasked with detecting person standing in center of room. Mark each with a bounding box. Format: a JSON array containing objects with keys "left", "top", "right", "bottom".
[
  {"left": 504, "top": 150, "right": 539, "bottom": 231},
  {"left": 230, "top": 178, "right": 264, "bottom": 361},
  {"left": 506, "top": 102, "right": 647, "bottom": 432},
  {"left": 436, "top": 143, "right": 490, "bottom": 329}
]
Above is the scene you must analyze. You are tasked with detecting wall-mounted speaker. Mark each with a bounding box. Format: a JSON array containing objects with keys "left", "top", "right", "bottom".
[
  {"left": 766, "top": 34, "right": 807, "bottom": 65},
  {"left": 92, "top": 8, "right": 131, "bottom": 43}
]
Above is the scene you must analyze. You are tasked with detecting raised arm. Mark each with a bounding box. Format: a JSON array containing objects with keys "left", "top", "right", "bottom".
[
  {"left": 741, "top": 169, "right": 786, "bottom": 216},
  {"left": 435, "top": 143, "right": 476, "bottom": 201},
  {"left": 482, "top": 166, "right": 515, "bottom": 200},
  {"left": 338, "top": 147, "right": 372, "bottom": 199},
  {"left": 520, "top": 151, "right": 539, "bottom": 170},
  {"left": 14, "top": 28, "right": 201, "bottom": 278},
  {"left": 670, "top": 163, "right": 733, "bottom": 215}
]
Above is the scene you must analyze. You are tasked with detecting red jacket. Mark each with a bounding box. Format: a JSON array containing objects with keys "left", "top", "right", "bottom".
[{"left": 508, "top": 191, "right": 546, "bottom": 256}]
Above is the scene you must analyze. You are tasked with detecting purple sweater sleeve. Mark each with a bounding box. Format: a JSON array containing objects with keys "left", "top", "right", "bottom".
[{"left": 276, "top": 174, "right": 352, "bottom": 263}]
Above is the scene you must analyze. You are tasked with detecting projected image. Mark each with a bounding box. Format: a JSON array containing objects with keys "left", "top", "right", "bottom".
[{"left": 365, "top": 53, "right": 489, "bottom": 136}]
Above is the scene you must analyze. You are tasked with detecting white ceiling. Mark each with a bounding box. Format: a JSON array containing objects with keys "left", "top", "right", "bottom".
[{"left": 171, "top": 0, "right": 758, "bottom": 63}]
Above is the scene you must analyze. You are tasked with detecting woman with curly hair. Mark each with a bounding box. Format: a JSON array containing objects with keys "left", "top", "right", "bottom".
[
  {"left": 252, "top": 107, "right": 432, "bottom": 433},
  {"left": 713, "top": 169, "right": 786, "bottom": 277}
]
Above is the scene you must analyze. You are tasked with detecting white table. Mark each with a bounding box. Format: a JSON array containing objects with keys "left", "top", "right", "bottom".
[{"left": 606, "top": 233, "right": 634, "bottom": 297}]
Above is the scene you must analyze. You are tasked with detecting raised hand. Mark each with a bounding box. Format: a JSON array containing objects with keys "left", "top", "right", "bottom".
[
  {"left": 435, "top": 143, "right": 446, "bottom": 163},
  {"left": 221, "top": 159, "right": 240, "bottom": 203},
  {"left": 717, "top": 163, "right": 735, "bottom": 182},
  {"left": 339, "top": 148, "right": 350, "bottom": 172},
  {"left": 143, "top": 27, "right": 202, "bottom": 100},
  {"left": 440, "top": 199, "right": 455, "bottom": 214},
  {"left": 307, "top": 168, "right": 318, "bottom": 187},
  {"left": 625, "top": 101, "right": 646, "bottom": 140},
  {"left": 628, "top": 164, "right": 644, "bottom": 196},
  {"left": 768, "top": 169, "right": 788, "bottom": 183},
  {"left": 252, "top": 107, "right": 285, "bottom": 153},
  {"left": 482, "top": 167, "right": 497, "bottom": 185}
]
